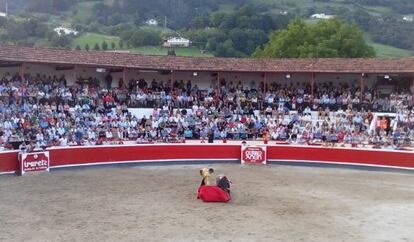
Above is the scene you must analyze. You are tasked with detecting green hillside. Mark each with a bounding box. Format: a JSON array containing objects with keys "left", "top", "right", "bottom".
[
  {"left": 1, "top": 0, "right": 413, "bottom": 58},
  {"left": 371, "top": 43, "right": 413, "bottom": 58}
]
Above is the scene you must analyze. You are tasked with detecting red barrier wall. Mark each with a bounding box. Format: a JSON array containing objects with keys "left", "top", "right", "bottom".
[
  {"left": 49, "top": 145, "right": 241, "bottom": 167},
  {"left": 1, "top": 144, "right": 413, "bottom": 174},
  {"left": 266, "top": 146, "right": 414, "bottom": 169},
  {"left": 0, "top": 151, "right": 19, "bottom": 174}
]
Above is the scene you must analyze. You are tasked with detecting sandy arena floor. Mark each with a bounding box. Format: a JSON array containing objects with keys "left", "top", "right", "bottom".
[{"left": 1, "top": 164, "right": 414, "bottom": 242}]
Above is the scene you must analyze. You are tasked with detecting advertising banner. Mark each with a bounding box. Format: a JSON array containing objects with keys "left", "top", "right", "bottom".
[
  {"left": 19, "top": 151, "right": 50, "bottom": 176},
  {"left": 241, "top": 145, "right": 267, "bottom": 165}
]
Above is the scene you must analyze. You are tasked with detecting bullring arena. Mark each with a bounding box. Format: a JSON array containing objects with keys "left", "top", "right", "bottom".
[
  {"left": 1, "top": 45, "right": 414, "bottom": 241},
  {"left": 1, "top": 143, "right": 414, "bottom": 242}
]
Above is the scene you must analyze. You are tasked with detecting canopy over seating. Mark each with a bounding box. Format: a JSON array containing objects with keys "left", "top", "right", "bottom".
[{"left": 1, "top": 44, "right": 414, "bottom": 74}]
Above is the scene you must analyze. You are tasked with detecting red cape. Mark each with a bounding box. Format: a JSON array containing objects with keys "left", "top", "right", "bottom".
[{"left": 198, "top": 186, "right": 230, "bottom": 203}]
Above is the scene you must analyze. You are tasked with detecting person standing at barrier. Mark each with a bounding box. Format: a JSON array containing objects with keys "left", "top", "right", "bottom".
[
  {"left": 380, "top": 117, "right": 388, "bottom": 135},
  {"left": 208, "top": 130, "right": 214, "bottom": 143}
]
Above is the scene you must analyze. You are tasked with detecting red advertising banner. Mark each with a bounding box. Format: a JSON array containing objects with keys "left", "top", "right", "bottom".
[
  {"left": 241, "top": 145, "right": 267, "bottom": 165},
  {"left": 19, "top": 151, "right": 50, "bottom": 176}
]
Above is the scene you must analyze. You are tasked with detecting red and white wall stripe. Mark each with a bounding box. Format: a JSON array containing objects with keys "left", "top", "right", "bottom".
[{"left": 1, "top": 144, "right": 413, "bottom": 175}]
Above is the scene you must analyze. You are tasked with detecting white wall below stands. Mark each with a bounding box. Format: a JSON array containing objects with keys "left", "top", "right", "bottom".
[
  {"left": 127, "top": 108, "right": 397, "bottom": 135},
  {"left": 128, "top": 108, "right": 156, "bottom": 118},
  {"left": 128, "top": 108, "right": 193, "bottom": 118},
  {"left": 127, "top": 108, "right": 265, "bottom": 119}
]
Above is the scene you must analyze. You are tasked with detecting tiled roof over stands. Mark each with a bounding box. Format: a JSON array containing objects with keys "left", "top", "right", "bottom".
[{"left": 1, "top": 44, "right": 414, "bottom": 73}]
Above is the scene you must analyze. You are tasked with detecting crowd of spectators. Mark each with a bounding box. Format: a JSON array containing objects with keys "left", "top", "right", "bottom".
[{"left": 0, "top": 71, "right": 413, "bottom": 151}]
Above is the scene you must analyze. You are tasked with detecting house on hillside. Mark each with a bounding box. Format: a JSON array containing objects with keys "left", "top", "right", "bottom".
[
  {"left": 163, "top": 37, "right": 191, "bottom": 48},
  {"left": 311, "top": 13, "right": 334, "bottom": 20},
  {"left": 0, "top": 12, "right": 6, "bottom": 17},
  {"left": 54, "top": 27, "right": 79, "bottom": 36},
  {"left": 145, "top": 19, "right": 159, "bottom": 26},
  {"left": 403, "top": 16, "right": 414, "bottom": 22}
]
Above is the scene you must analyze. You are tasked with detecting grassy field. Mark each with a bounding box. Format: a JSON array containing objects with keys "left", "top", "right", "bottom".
[
  {"left": 131, "top": 46, "right": 213, "bottom": 57},
  {"left": 71, "top": 33, "right": 121, "bottom": 50},
  {"left": 370, "top": 42, "right": 413, "bottom": 58},
  {"left": 71, "top": 32, "right": 212, "bottom": 57},
  {"left": 364, "top": 34, "right": 413, "bottom": 58}
]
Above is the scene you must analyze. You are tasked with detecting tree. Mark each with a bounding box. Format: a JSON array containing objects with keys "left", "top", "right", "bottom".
[
  {"left": 102, "top": 41, "right": 108, "bottom": 51},
  {"left": 126, "top": 29, "right": 162, "bottom": 47},
  {"left": 88, "top": 21, "right": 100, "bottom": 32},
  {"left": 75, "top": 45, "right": 81, "bottom": 51},
  {"left": 108, "top": 13, "right": 123, "bottom": 26},
  {"left": 167, "top": 49, "right": 176, "bottom": 56},
  {"left": 5, "top": 21, "right": 27, "bottom": 41},
  {"left": 253, "top": 18, "right": 376, "bottom": 58},
  {"left": 85, "top": 44, "right": 90, "bottom": 51},
  {"left": 94, "top": 43, "right": 100, "bottom": 51},
  {"left": 119, "top": 40, "right": 124, "bottom": 49},
  {"left": 183, "top": 4, "right": 285, "bottom": 57},
  {"left": 191, "top": 16, "right": 210, "bottom": 29},
  {"left": 50, "top": 34, "right": 72, "bottom": 48},
  {"left": 0, "top": 17, "right": 7, "bottom": 28},
  {"left": 111, "top": 42, "right": 116, "bottom": 50}
]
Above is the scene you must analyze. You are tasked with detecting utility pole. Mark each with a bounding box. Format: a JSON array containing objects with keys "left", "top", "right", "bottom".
[
  {"left": 164, "top": 16, "right": 167, "bottom": 32},
  {"left": 5, "top": 0, "right": 8, "bottom": 16}
]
